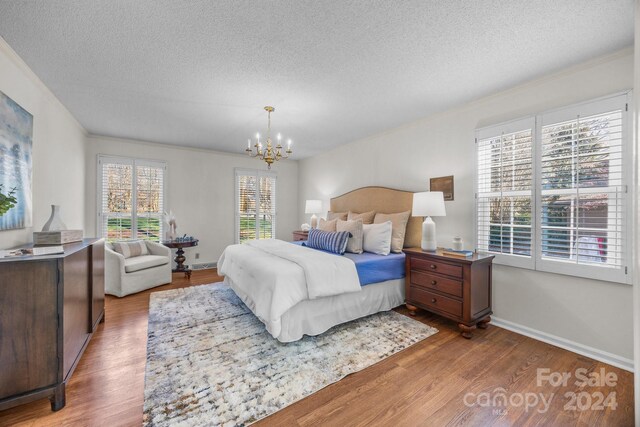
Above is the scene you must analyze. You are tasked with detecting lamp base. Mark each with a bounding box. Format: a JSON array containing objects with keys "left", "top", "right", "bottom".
[
  {"left": 310, "top": 214, "right": 318, "bottom": 229},
  {"left": 421, "top": 216, "right": 437, "bottom": 251}
]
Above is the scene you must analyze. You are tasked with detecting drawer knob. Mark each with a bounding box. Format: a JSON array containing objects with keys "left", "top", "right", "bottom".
[
  {"left": 431, "top": 298, "right": 437, "bottom": 303},
  {"left": 431, "top": 280, "right": 437, "bottom": 285},
  {"left": 430, "top": 264, "right": 437, "bottom": 269}
]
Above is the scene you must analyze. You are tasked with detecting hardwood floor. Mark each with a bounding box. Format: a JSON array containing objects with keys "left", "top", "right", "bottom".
[{"left": 0, "top": 270, "right": 634, "bottom": 426}]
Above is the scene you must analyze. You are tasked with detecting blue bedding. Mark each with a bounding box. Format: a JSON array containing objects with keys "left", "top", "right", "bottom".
[{"left": 292, "top": 241, "right": 405, "bottom": 286}]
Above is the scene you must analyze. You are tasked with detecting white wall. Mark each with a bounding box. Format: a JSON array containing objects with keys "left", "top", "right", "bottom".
[
  {"left": 298, "top": 48, "right": 634, "bottom": 365},
  {"left": 0, "top": 37, "right": 87, "bottom": 249},
  {"left": 85, "top": 136, "right": 299, "bottom": 265},
  {"left": 633, "top": 0, "right": 640, "bottom": 418}
]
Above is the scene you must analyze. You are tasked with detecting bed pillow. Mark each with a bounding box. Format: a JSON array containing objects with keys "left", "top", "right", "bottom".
[
  {"left": 347, "top": 210, "right": 376, "bottom": 224},
  {"left": 112, "top": 240, "right": 149, "bottom": 258},
  {"left": 327, "top": 211, "right": 348, "bottom": 221},
  {"left": 374, "top": 211, "right": 411, "bottom": 253},
  {"left": 362, "top": 221, "right": 392, "bottom": 256},
  {"left": 318, "top": 218, "right": 337, "bottom": 232},
  {"left": 337, "top": 218, "right": 364, "bottom": 254},
  {"left": 305, "top": 228, "right": 350, "bottom": 255}
]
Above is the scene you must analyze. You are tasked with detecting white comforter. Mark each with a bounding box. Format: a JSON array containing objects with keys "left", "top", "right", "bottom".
[{"left": 217, "top": 239, "right": 361, "bottom": 339}]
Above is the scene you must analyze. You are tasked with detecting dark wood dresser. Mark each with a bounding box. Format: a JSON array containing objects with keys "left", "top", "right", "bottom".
[
  {"left": 404, "top": 248, "right": 494, "bottom": 338},
  {"left": 0, "top": 238, "right": 105, "bottom": 411},
  {"left": 292, "top": 230, "right": 309, "bottom": 241}
]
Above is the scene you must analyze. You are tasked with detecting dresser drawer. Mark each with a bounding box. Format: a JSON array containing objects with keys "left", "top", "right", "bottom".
[
  {"left": 410, "top": 270, "right": 463, "bottom": 298},
  {"left": 411, "top": 257, "right": 463, "bottom": 278},
  {"left": 409, "top": 286, "right": 463, "bottom": 318}
]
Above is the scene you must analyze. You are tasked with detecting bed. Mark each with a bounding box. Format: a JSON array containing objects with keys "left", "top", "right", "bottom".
[{"left": 218, "top": 186, "right": 423, "bottom": 342}]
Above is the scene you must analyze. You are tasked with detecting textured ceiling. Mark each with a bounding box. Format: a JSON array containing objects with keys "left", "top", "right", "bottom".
[{"left": 0, "top": 1, "right": 633, "bottom": 158}]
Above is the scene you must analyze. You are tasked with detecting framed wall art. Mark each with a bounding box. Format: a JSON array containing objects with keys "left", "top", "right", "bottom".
[
  {"left": 430, "top": 175, "right": 454, "bottom": 201},
  {"left": 0, "top": 90, "right": 33, "bottom": 230}
]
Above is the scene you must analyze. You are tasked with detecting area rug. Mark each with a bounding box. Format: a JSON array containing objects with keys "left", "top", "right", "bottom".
[{"left": 143, "top": 283, "right": 438, "bottom": 426}]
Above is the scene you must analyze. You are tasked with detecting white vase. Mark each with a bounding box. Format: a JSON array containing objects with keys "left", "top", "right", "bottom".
[{"left": 42, "top": 205, "right": 67, "bottom": 231}]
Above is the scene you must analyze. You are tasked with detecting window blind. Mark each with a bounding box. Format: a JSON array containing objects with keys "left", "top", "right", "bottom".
[
  {"left": 98, "top": 156, "right": 166, "bottom": 242},
  {"left": 235, "top": 169, "right": 277, "bottom": 243},
  {"left": 475, "top": 92, "right": 630, "bottom": 284},
  {"left": 539, "top": 97, "right": 626, "bottom": 278},
  {"left": 476, "top": 118, "right": 534, "bottom": 268},
  {"left": 136, "top": 162, "right": 165, "bottom": 240}
]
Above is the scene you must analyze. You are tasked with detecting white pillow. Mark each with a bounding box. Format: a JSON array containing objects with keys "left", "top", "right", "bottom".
[{"left": 362, "top": 221, "right": 392, "bottom": 256}]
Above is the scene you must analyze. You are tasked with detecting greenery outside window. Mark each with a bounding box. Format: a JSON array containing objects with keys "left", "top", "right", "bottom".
[
  {"left": 98, "top": 155, "right": 166, "bottom": 242},
  {"left": 235, "top": 168, "right": 276, "bottom": 243}
]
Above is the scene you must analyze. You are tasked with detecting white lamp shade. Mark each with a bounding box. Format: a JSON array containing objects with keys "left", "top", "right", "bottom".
[
  {"left": 305, "top": 199, "right": 322, "bottom": 214},
  {"left": 412, "top": 192, "right": 446, "bottom": 217}
]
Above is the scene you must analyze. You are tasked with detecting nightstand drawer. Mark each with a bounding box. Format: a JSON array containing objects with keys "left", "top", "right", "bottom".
[
  {"left": 410, "top": 270, "right": 463, "bottom": 298},
  {"left": 409, "top": 287, "right": 462, "bottom": 318},
  {"left": 411, "top": 257, "right": 463, "bottom": 278},
  {"left": 292, "top": 231, "right": 309, "bottom": 241}
]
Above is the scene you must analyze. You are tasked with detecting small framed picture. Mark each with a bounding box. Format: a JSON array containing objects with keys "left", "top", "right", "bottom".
[{"left": 430, "top": 175, "right": 454, "bottom": 201}]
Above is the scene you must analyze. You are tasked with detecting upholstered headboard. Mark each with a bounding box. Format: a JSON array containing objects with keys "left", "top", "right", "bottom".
[{"left": 330, "top": 186, "right": 421, "bottom": 248}]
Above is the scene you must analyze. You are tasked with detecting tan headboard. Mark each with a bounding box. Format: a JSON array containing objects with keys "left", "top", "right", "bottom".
[{"left": 330, "top": 186, "right": 421, "bottom": 248}]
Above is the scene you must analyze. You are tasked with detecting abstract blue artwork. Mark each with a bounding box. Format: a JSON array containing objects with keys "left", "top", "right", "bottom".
[{"left": 0, "top": 91, "right": 33, "bottom": 230}]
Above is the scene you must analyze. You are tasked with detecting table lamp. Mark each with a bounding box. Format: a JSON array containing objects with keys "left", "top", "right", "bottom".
[
  {"left": 305, "top": 200, "right": 322, "bottom": 228},
  {"left": 412, "top": 191, "right": 446, "bottom": 251}
]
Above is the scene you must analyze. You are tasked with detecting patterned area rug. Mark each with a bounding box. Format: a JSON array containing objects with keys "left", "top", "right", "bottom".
[{"left": 143, "top": 283, "right": 438, "bottom": 426}]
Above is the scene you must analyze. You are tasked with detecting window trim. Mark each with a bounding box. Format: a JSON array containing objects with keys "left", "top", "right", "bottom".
[
  {"left": 234, "top": 168, "right": 277, "bottom": 244},
  {"left": 475, "top": 91, "right": 633, "bottom": 285},
  {"left": 96, "top": 154, "right": 168, "bottom": 242}
]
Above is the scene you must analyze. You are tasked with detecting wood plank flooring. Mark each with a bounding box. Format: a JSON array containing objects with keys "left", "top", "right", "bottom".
[{"left": 0, "top": 270, "right": 634, "bottom": 426}]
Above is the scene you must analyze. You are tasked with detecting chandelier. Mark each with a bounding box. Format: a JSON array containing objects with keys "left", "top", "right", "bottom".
[{"left": 245, "top": 106, "right": 292, "bottom": 169}]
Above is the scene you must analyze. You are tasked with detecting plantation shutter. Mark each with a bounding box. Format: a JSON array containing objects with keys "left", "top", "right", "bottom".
[
  {"left": 99, "top": 157, "right": 134, "bottom": 241},
  {"left": 537, "top": 94, "right": 627, "bottom": 282},
  {"left": 98, "top": 156, "right": 166, "bottom": 242},
  {"left": 476, "top": 118, "right": 534, "bottom": 268},
  {"left": 235, "top": 169, "right": 277, "bottom": 243},
  {"left": 135, "top": 161, "right": 166, "bottom": 240},
  {"left": 258, "top": 175, "right": 276, "bottom": 239}
]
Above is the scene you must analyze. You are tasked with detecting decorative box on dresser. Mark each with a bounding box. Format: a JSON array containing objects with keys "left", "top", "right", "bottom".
[
  {"left": 0, "top": 238, "right": 105, "bottom": 412},
  {"left": 404, "top": 248, "right": 494, "bottom": 338},
  {"left": 292, "top": 230, "right": 309, "bottom": 241}
]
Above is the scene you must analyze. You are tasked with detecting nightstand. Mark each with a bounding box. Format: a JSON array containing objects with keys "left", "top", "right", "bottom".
[
  {"left": 404, "top": 248, "right": 494, "bottom": 338},
  {"left": 292, "top": 230, "right": 309, "bottom": 241}
]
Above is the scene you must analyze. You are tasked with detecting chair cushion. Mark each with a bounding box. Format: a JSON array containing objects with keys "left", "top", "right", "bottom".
[
  {"left": 113, "top": 240, "right": 149, "bottom": 259},
  {"left": 124, "top": 255, "right": 169, "bottom": 273}
]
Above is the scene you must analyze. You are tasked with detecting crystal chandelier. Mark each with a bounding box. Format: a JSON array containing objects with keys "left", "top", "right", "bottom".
[{"left": 245, "top": 106, "right": 292, "bottom": 169}]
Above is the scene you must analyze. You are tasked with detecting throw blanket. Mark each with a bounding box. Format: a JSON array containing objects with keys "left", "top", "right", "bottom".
[{"left": 217, "top": 239, "right": 361, "bottom": 340}]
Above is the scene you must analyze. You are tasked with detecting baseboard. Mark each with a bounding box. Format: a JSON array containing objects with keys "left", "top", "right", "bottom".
[{"left": 491, "top": 316, "right": 634, "bottom": 372}]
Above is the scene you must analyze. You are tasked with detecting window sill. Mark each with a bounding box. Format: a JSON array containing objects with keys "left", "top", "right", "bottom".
[{"left": 487, "top": 253, "right": 631, "bottom": 285}]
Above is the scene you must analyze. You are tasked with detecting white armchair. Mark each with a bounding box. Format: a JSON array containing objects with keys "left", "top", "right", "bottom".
[{"left": 105, "top": 240, "right": 172, "bottom": 297}]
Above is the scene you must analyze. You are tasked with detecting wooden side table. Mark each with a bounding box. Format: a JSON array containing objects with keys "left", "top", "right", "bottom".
[
  {"left": 162, "top": 239, "right": 199, "bottom": 278},
  {"left": 404, "top": 248, "right": 494, "bottom": 339},
  {"left": 292, "top": 230, "right": 309, "bottom": 241}
]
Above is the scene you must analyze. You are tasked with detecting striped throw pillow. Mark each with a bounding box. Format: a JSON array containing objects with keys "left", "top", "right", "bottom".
[
  {"left": 112, "top": 240, "right": 149, "bottom": 258},
  {"left": 306, "top": 228, "right": 350, "bottom": 255}
]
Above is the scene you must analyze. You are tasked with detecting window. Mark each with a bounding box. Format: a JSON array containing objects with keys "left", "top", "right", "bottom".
[
  {"left": 98, "top": 156, "right": 166, "bottom": 242},
  {"left": 476, "top": 93, "right": 630, "bottom": 283},
  {"left": 476, "top": 118, "right": 535, "bottom": 269},
  {"left": 235, "top": 168, "right": 276, "bottom": 243}
]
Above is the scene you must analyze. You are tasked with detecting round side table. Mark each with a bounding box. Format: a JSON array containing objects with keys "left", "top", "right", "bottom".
[{"left": 162, "top": 239, "right": 199, "bottom": 278}]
